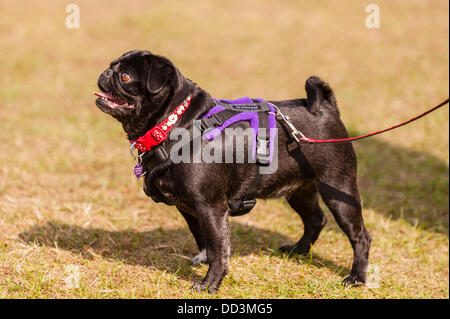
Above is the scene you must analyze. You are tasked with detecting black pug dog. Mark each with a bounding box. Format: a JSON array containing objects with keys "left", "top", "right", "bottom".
[{"left": 95, "top": 50, "right": 371, "bottom": 293}]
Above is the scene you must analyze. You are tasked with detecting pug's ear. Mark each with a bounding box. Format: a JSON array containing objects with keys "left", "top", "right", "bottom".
[{"left": 146, "top": 55, "right": 174, "bottom": 94}]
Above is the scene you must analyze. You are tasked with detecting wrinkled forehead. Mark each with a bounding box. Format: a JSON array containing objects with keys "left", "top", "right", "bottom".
[{"left": 109, "top": 50, "right": 152, "bottom": 68}]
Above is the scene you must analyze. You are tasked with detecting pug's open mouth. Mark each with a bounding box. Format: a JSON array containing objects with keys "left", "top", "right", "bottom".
[{"left": 93, "top": 91, "right": 135, "bottom": 109}]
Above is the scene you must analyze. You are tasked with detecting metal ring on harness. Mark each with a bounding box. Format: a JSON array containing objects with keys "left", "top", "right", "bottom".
[
  {"left": 130, "top": 142, "right": 147, "bottom": 175},
  {"left": 129, "top": 142, "right": 142, "bottom": 160}
]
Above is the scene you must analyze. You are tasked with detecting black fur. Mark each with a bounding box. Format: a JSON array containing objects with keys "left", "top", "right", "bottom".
[{"left": 95, "top": 50, "right": 371, "bottom": 293}]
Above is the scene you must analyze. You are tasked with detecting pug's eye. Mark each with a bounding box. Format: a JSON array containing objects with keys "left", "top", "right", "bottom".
[{"left": 121, "top": 72, "right": 132, "bottom": 83}]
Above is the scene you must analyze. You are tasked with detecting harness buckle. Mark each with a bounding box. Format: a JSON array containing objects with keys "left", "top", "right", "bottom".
[
  {"left": 256, "top": 135, "right": 270, "bottom": 166},
  {"left": 229, "top": 199, "right": 257, "bottom": 216},
  {"left": 240, "top": 199, "right": 257, "bottom": 211},
  {"left": 200, "top": 113, "right": 223, "bottom": 131}
]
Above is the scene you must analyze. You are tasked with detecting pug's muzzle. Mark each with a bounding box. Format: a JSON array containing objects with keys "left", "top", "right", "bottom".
[{"left": 95, "top": 69, "right": 135, "bottom": 111}]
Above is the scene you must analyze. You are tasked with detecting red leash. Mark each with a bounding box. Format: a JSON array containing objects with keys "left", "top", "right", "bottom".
[{"left": 298, "top": 98, "right": 449, "bottom": 144}]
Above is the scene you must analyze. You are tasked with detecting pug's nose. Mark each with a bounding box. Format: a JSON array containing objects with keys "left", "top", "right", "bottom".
[{"left": 103, "top": 69, "right": 113, "bottom": 78}]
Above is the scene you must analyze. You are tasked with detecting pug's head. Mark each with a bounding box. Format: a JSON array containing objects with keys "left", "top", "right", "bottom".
[{"left": 94, "top": 50, "right": 190, "bottom": 139}]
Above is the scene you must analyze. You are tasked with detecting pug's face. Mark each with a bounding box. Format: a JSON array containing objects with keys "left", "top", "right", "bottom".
[{"left": 95, "top": 50, "right": 181, "bottom": 138}]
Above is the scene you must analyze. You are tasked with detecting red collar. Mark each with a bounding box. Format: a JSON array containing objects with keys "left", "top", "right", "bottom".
[{"left": 130, "top": 94, "right": 192, "bottom": 153}]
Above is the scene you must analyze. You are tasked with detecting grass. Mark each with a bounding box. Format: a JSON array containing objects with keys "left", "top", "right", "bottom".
[{"left": 0, "top": 0, "right": 448, "bottom": 298}]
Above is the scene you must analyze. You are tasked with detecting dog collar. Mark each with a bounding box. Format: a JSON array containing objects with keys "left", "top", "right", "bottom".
[{"left": 130, "top": 94, "right": 192, "bottom": 153}]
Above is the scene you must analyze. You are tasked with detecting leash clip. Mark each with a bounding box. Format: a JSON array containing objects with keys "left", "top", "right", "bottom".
[
  {"left": 291, "top": 130, "right": 303, "bottom": 143},
  {"left": 274, "top": 108, "right": 306, "bottom": 143}
]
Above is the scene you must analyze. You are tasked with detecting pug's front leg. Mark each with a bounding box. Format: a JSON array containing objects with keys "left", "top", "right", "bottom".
[{"left": 191, "top": 205, "right": 230, "bottom": 294}]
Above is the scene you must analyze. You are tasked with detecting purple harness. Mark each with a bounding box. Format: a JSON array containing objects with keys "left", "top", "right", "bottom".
[{"left": 201, "top": 97, "right": 277, "bottom": 165}]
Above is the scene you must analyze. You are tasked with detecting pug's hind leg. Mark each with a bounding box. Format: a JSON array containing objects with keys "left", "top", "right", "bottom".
[{"left": 279, "top": 182, "right": 327, "bottom": 255}]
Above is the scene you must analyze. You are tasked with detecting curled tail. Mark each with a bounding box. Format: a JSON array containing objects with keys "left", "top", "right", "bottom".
[{"left": 305, "top": 76, "right": 339, "bottom": 116}]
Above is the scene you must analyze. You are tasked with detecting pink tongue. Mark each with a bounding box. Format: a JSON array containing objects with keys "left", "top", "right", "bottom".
[
  {"left": 93, "top": 92, "right": 115, "bottom": 99},
  {"left": 93, "top": 92, "right": 126, "bottom": 104}
]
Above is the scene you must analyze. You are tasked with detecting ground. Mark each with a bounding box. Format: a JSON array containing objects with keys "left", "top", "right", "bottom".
[{"left": 0, "top": 0, "right": 448, "bottom": 298}]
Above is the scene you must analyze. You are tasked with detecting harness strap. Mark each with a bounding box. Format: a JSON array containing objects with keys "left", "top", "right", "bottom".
[
  {"left": 231, "top": 110, "right": 269, "bottom": 214},
  {"left": 228, "top": 167, "right": 260, "bottom": 216},
  {"left": 200, "top": 110, "right": 237, "bottom": 131},
  {"left": 201, "top": 101, "right": 273, "bottom": 165},
  {"left": 142, "top": 145, "right": 172, "bottom": 204}
]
